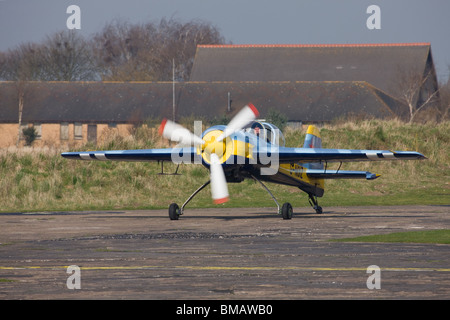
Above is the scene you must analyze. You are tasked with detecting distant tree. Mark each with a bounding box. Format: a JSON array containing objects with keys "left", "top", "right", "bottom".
[
  {"left": 0, "top": 43, "right": 45, "bottom": 81},
  {"left": 438, "top": 69, "right": 450, "bottom": 121},
  {"left": 92, "top": 17, "right": 226, "bottom": 81},
  {"left": 394, "top": 68, "right": 440, "bottom": 123},
  {"left": 0, "top": 31, "right": 97, "bottom": 81},
  {"left": 91, "top": 20, "right": 160, "bottom": 81},
  {"left": 161, "top": 18, "right": 227, "bottom": 81},
  {"left": 40, "top": 31, "right": 98, "bottom": 81},
  {"left": 266, "top": 108, "right": 288, "bottom": 131},
  {"left": 0, "top": 18, "right": 226, "bottom": 82}
]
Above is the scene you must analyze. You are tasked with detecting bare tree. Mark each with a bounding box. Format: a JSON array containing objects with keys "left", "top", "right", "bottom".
[
  {"left": 40, "top": 30, "right": 98, "bottom": 81},
  {"left": 394, "top": 68, "right": 440, "bottom": 123},
  {"left": 0, "top": 46, "right": 39, "bottom": 145},
  {"left": 438, "top": 68, "right": 450, "bottom": 120},
  {"left": 92, "top": 17, "right": 226, "bottom": 81},
  {"left": 0, "top": 43, "right": 46, "bottom": 81},
  {"left": 0, "top": 31, "right": 97, "bottom": 81},
  {"left": 1, "top": 18, "right": 226, "bottom": 82},
  {"left": 152, "top": 17, "right": 226, "bottom": 81},
  {"left": 92, "top": 20, "right": 162, "bottom": 81}
]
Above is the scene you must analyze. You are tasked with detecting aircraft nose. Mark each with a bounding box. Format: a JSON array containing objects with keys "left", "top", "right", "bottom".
[{"left": 204, "top": 136, "right": 227, "bottom": 158}]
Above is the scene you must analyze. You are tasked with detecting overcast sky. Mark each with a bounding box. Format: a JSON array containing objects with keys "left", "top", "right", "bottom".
[{"left": 1, "top": 0, "right": 449, "bottom": 81}]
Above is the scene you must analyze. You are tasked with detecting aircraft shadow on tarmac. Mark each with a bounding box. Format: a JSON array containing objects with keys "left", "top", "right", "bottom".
[{"left": 0, "top": 210, "right": 429, "bottom": 220}]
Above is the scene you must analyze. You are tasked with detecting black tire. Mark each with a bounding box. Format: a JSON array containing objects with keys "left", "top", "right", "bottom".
[
  {"left": 169, "top": 203, "right": 180, "bottom": 220},
  {"left": 281, "top": 202, "right": 293, "bottom": 220}
]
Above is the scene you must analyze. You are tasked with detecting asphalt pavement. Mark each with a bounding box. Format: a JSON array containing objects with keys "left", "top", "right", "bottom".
[{"left": 0, "top": 205, "right": 449, "bottom": 300}]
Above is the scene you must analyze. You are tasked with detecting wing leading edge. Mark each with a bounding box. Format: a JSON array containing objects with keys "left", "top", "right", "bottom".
[
  {"left": 61, "top": 147, "right": 201, "bottom": 163},
  {"left": 276, "top": 147, "right": 426, "bottom": 163},
  {"left": 62, "top": 147, "right": 426, "bottom": 164}
]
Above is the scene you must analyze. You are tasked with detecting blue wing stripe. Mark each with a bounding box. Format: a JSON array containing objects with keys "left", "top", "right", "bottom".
[
  {"left": 62, "top": 148, "right": 201, "bottom": 163},
  {"left": 277, "top": 147, "right": 426, "bottom": 163}
]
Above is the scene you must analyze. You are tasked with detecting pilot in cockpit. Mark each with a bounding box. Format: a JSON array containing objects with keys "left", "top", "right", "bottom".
[{"left": 251, "top": 122, "right": 264, "bottom": 138}]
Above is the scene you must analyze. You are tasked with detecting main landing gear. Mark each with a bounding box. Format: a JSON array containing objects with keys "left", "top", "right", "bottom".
[
  {"left": 167, "top": 176, "right": 294, "bottom": 220},
  {"left": 168, "top": 180, "right": 211, "bottom": 220},
  {"left": 250, "top": 174, "right": 292, "bottom": 220},
  {"left": 167, "top": 177, "right": 324, "bottom": 220}
]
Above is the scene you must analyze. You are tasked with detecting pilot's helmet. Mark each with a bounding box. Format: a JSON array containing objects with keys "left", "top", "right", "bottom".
[{"left": 251, "top": 122, "right": 263, "bottom": 136}]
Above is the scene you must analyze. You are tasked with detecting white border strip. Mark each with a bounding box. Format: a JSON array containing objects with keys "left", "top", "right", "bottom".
[
  {"left": 94, "top": 153, "right": 108, "bottom": 161},
  {"left": 366, "top": 153, "right": 379, "bottom": 160},
  {"left": 80, "top": 153, "right": 91, "bottom": 160},
  {"left": 382, "top": 152, "right": 396, "bottom": 159}
]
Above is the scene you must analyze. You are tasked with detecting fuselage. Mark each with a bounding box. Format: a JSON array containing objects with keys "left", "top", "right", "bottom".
[{"left": 198, "top": 122, "right": 325, "bottom": 197}]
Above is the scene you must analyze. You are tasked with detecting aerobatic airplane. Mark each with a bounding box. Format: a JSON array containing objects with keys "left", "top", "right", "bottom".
[{"left": 61, "top": 104, "right": 426, "bottom": 220}]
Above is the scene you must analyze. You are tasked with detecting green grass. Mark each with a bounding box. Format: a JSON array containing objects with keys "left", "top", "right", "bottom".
[
  {"left": 0, "top": 120, "right": 448, "bottom": 212},
  {"left": 331, "top": 229, "right": 450, "bottom": 244}
]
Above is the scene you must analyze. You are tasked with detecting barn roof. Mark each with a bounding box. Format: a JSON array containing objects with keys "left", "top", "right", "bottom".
[
  {"left": 190, "top": 43, "right": 435, "bottom": 96},
  {"left": 0, "top": 80, "right": 407, "bottom": 124}
]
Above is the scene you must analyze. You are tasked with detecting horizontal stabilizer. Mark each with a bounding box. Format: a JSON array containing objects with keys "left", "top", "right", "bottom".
[{"left": 306, "top": 169, "right": 380, "bottom": 180}]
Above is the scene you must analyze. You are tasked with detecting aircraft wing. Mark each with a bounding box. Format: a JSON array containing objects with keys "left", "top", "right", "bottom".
[
  {"left": 276, "top": 147, "right": 426, "bottom": 163},
  {"left": 61, "top": 147, "right": 201, "bottom": 163}
]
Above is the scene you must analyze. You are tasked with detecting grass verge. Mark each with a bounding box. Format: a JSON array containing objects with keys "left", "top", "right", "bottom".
[{"left": 0, "top": 119, "right": 448, "bottom": 212}]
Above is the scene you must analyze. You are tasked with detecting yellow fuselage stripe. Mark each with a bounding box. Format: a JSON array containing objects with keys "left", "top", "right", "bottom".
[{"left": 279, "top": 163, "right": 325, "bottom": 189}]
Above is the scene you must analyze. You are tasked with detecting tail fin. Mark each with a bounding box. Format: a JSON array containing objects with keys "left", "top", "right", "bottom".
[
  {"left": 303, "top": 125, "right": 323, "bottom": 169},
  {"left": 303, "top": 125, "right": 322, "bottom": 149}
]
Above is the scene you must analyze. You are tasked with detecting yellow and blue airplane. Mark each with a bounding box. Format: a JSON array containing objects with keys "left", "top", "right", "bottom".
[{"left": 62, "top": 104, "right": 426, "bottom": 220}]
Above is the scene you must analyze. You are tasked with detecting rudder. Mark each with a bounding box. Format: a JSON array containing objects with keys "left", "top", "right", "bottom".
[
  {"left": 303, "top": 125, "right": 322, "bottom": 149},
  {"left": 303, "top": 125, "right": 323, "bottom": 170}
]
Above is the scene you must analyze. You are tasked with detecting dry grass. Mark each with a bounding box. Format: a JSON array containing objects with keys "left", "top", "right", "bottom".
[{"left": 0, "top": 120, "right": 448, "bottom": 213}]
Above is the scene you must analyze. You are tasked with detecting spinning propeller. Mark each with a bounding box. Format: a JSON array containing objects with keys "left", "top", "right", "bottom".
[{"left": 159, "top": 104, "right": 259, "bottom": 204}]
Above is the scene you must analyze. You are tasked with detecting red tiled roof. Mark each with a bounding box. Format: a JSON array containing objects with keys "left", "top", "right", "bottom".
[{"left": 198, "top": 43, "right": 430, "bottom": 49}]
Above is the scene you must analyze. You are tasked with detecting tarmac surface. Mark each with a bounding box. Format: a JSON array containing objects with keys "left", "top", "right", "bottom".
[{"left": 0, "top": 205, "right": 449, "bottom": 300}]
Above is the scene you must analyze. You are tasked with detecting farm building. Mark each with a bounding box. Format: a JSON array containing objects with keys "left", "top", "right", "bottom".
[{"left": 0, "top": 43, "right": 438, "bottom": 148}]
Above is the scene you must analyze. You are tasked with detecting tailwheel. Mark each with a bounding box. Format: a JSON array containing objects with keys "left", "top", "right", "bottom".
[
  {"left": 308, "top": 194, "right": 323, "bottom": 214},
  {"left": 281, "top": 202, "right": 293, "bottom": 220},
  {"left": 314, "top": 205, "right": 323, "bottom": 214},
  {"left": 169, "top": 203, "right": 180, "bottom": 220}
]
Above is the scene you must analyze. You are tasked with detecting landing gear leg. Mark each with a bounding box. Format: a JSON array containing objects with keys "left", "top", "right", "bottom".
[
  {"left": 250, "top": 174, "right": 292, "bottom": 219},
  {"left": 168, "top": 180, "right": 210, "bottom": 220},
  {"left": 308, "top": 194, "right": 323, "bottom": 214}
]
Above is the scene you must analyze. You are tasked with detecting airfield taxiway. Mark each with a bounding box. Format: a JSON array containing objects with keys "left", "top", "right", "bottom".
[{"left": 0, "top": 205, "right": 449, "bottom": 299}]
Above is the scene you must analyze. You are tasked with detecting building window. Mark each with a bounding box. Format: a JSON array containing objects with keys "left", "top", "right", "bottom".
[
  {"left": 87, "top": 124, "right": 97, "bottom": 144},
  {"left": 60, "top": 122, "right": 69, "bottom": 140},
  {"left": 74, "top": 123, "right": 83, "bottom": 140}
]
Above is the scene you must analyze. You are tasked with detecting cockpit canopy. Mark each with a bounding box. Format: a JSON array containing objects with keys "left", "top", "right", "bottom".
[{"left": 244, "top": 121, "right": 286, "bottom": 147}]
